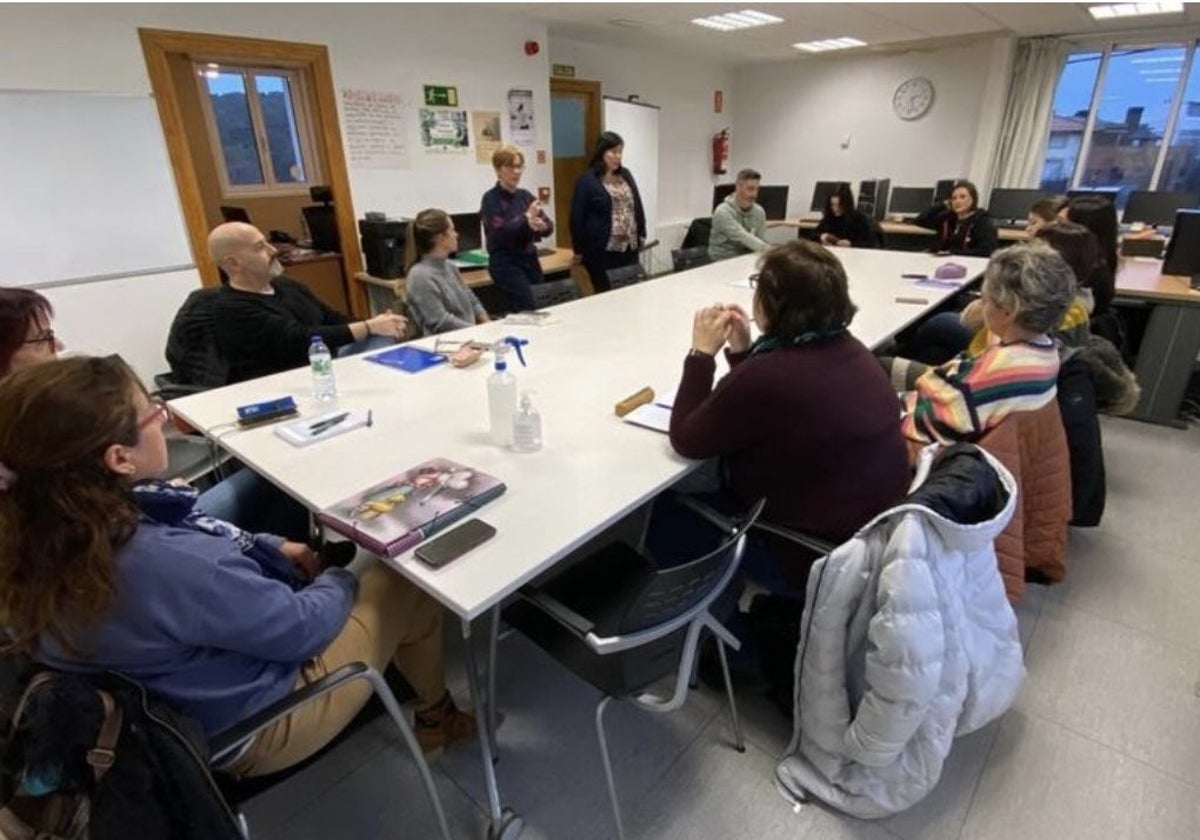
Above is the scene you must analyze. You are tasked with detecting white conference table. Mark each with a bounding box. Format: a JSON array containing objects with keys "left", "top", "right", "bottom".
[{"left": 170, "top": 247, "right": 986, "bottom": 837}]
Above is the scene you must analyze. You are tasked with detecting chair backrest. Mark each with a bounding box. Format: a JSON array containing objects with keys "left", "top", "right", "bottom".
[
  {"left": 680, "top": 217, "right": 713, "bottom": 249},
  {"left": 868, "top": 217, "right": 886, "bottom": 249},
  {"left": 164, "top": 287, "right": 228, "bottom": 389},
  {"left": 671, "top": 246, "right": 712, "bottom": 273},
  {"left": 606, "top": 264, "right": 647, "bottom": 290},
  {"left": 530, "top": 277, "right": 581, "bottom": 308},
  {"left": 617, "top": 499, "right": 765, "bottom": 636}
]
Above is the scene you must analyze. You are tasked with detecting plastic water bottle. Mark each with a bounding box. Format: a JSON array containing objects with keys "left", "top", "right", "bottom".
[
  {"left": 309, "top": 335, "right": 337, "bottom": 402},
  {"left": 511, "top": 392, "right": 542, "bottom": 453},
  {"left": 488, "top": 351, "right": 518, "bottom": 447}
]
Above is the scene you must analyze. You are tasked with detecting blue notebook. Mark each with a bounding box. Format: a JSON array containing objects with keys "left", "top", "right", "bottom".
[{"left": 365, "top": 346, "right": 447, "bottom": 373}]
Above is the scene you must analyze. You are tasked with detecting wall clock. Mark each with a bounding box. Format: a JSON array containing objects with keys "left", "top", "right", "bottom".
[{"left": 893, "top": 77, "right": 935, "bottom": 121}]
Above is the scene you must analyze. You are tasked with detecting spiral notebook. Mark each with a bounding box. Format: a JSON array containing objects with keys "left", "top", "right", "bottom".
[{"left": 316, "top": 457, "right": 506, "bottom": 557}]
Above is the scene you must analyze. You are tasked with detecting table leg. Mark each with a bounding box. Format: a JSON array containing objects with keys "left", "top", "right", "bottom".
[{"left": 1129, "top": 302, "right": 1200, "bottom": 428}]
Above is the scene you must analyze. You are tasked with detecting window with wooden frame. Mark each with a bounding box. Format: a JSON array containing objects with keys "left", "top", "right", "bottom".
[{"left": 194, "top": 61, "right": 321, "bottom": 196}]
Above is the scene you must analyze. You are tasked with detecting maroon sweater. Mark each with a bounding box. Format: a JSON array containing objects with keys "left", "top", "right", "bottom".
[{"left": 669, "top": 334, "right": 910, "bottom": 546}]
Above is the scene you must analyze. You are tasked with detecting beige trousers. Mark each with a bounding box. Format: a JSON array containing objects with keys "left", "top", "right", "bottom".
[{"left": 232, "top": 562, "right": 444, "bottom": 777}]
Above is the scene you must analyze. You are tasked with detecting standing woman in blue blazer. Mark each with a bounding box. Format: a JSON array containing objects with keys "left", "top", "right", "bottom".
[{"left": 569, "top": 132, "right": 647, "bottom": 293}]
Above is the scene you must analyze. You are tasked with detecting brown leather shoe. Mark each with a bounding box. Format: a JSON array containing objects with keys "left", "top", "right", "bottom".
[{"left": 414, "top": 692, "right": 477, "bottom": 754}]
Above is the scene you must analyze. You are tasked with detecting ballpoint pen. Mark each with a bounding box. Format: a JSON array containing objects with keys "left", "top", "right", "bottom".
[{"left": 308, "top": 412, "right": 349, "bottom": 436}]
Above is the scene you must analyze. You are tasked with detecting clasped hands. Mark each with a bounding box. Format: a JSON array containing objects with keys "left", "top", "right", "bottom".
[
  {"left": 691, "top": 303, "right": 753, "bottom": 356},
  {"left": 365, "top": 308, "right": 408, "bottom": 339},
  {"left": 526, "top": 199, "right": 549, "bottom": 233}
]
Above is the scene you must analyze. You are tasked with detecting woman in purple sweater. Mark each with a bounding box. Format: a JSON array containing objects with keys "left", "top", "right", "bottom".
[{"left": 666, "top": 240, "right": 911, "bottom": 592}]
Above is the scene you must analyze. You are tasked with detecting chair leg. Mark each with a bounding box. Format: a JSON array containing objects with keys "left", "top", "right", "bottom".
[
  {"left": 488, "top": 604, "right": 500, "bottom": 753},
  {"left": 595, "top": 696, "right": 626, "bottom": 840},
  {"left": 715, "top": 640, "right": 746, "bottom": 753},
  {"left": 363, "top": 668, "right": 453, "bottom": 840}
]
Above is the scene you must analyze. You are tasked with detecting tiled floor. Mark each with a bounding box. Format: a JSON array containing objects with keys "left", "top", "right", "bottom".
[{"left": 242, "top": 417, "right": 1200, "bottom": 840}]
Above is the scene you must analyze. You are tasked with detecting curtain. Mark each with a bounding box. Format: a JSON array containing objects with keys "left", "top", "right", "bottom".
[{"left": 988, "top": 37, "right": 1071, "bottom": 190}]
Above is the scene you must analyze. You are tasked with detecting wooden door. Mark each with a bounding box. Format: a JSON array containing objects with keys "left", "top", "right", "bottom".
[{"left": 550, "top": 78, "right": 601, "bottom": 253}]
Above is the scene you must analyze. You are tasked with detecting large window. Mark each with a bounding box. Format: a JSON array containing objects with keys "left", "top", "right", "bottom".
[
  {"left": 1040, "top": 42, "right": 1199, "bottom": 206},
  {"left": 195, "top": 63, "right": 319, "bottom": 196}
]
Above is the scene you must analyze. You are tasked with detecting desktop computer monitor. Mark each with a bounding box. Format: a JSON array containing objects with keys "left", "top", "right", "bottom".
[
  {"left": 1066, "top": 188, "right": 1118, "bottom": 205},
  {"left": 889, "top": 186, "right": 934, "bottom": 216},
  {"left": 450, "top": 212, "right": 483, "bottom": 254},
  {"left": 712, "top": 183, "right": 736, "bottom": 210},
  {"left": 1122, "top": 191, "right": 1200, "bottom": 227},
  {"left": 757, "top": 185, "right": 789, "bottom": 220},
  {"left": 809, "top": 181, "right": 842, "bottom": 212},
  {"left": 220, "top": 205, "right": 251, "bottom": 224},
  {"left": 988, "top": 188, "right": 1051, "bottom": 225},
  {"left": 1162, "top": 209, "right": 1200, "bottom": 277},
  {"left": 301, "top": 205, "right": 340, "bottom": 252},
  {"left": 934, "top": 179, "right": 960, "bottom": 202}
]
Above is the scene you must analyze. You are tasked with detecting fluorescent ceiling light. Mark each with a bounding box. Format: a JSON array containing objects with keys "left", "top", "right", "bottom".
[
  {"left": 692, "top": 9, "right": 784, "bottom": 32},
  {"left": 793, "top": 37, "right": 868, "bottom": 53},
  {"left": 1089, "top": 2, "right": 1184, "bottom": 20}
]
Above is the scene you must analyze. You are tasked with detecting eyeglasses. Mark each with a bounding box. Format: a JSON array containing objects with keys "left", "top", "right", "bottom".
[
  {"left": 501, "top": 163, "right": 525, "bottom": 171},
  {"left": 22, "top": 330, "right": 56, "bottom": 347},
  {"left": 137, "top": 397, "right": 171, "bottom": 430},
  {"left": 748, "top": 273, "right": 760, "bottom": 289}
]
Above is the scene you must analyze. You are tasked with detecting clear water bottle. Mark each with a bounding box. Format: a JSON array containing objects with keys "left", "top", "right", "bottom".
[
  {"left": 487, "top": 353, "right": 517, "bottom": 447},
  {"left": 309, "top": 335, "right": 337, "bottom": 402}
]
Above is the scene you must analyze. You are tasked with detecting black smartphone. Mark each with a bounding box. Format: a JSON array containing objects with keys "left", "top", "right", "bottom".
[{"left": 415, "top": 519, "right": 496, "bottom": 568}]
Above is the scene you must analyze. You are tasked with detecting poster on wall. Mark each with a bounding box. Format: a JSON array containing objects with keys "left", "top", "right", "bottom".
[
  {"left": 507, "top": 89, "right": 535, "bottom": 146},
  {"left": 341, "top": 88, "right": 411, "bottom": 170},
  {"left": 471, "top": 110, "right": 502, "bottom": 165},
  {"left": 419, "top": 108, "right": 470, "bottom": 153}
]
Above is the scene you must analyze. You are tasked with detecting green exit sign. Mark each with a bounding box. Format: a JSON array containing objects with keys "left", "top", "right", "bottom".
[
  {"left": 423, "top": 85, "right": 458, "bottom": 107},
  {"left": 552, "top": 64, "right": 576, "bottom": 78}
]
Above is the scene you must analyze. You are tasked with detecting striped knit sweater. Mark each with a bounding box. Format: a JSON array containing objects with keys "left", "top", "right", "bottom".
[{"left": 902, "top": 338, "right": 1061, "bottom": 445}]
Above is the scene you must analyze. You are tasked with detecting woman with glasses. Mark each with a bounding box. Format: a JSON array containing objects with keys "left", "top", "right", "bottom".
[
  {"left": 0, "top": 288, "right": 63, "bottom": 376},
  {"left": 480, "top": 144, "right": 554, "bottom": 312},
  {"left": 0, "top": 356, "right": 475, "bottom": 774}
]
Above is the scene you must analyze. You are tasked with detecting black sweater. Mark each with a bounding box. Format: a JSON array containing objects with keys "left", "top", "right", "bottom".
[
  {"left": 914, "top": 205, "right": 998, "bottom": 257},
  {"left": 815, "top": 210, "right": 876, "bottom": 248},
  {"left": 213, "top": 277, "right": 354, "bottom": 383}
]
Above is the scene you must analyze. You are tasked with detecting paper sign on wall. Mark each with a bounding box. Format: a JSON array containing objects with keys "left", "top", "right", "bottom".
[
  {"left": 419, "top": 108, "right": 470, "bottom": 154},
  {"left": 341, "top": 88, "right": 410, "bottom": 170},
  {"left": 472, "top": 111, "right": 502, "bottom": 165},
  {"left": 423, "top": 85, "right": 459, "bottom": 107},
  {"left": 507, "top": 89, "right": 536, "bottom": 146}
]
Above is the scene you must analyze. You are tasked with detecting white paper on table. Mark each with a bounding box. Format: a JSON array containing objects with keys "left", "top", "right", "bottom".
[
  {"left": 655, "top": 387, "right": 677, "bottom": 409},
  {"left": 621, "top": 403, "right": 672, "bottom": 434}
]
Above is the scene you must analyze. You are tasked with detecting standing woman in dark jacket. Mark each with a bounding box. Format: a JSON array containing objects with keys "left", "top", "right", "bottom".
[
  {"left": 915, "top": 180, "right": 998, "bottom": 257},
  {"left": 815, "top": 182, "right": 875, "bottom": 248},
  {"left": 480, "top": 145, "right": 553, "bottom": 312},
  {"left": 569, "top": 132, "right": 646, "bottom": 293}
]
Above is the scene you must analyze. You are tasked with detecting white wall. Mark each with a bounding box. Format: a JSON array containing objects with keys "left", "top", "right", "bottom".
[
  {"left": 731, "top": 38, "right": 1015, "bottom": 217},
  {"left": 1, "top": 3, "right": 553, "bottom": 381},
  {"left": 549, "top": 37, "right": 736, "bottom": 230}
]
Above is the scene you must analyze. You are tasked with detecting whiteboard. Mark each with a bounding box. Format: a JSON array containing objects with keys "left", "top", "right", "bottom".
[
  {"left": 603, "top": 97, "right": 659, "bottom": 238},
  {"left": 0, "top": 91, "right": 193, "bottom": 288}
]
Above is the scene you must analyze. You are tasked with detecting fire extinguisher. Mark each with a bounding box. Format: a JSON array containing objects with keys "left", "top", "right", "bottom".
[{"left": 712, "top": 128, "right": 730, "bottom": 176}]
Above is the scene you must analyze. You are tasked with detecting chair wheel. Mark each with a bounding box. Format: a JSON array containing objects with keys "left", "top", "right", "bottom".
[{"left": 488, "top": 808, "right": 523, "bottom": 840}]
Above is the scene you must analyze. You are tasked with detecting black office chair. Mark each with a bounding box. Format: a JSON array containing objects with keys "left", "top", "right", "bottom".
[
  {"left": 220, "top": 206, "right": 251, "bottom": 224},
  {"left": 671, "top": 246, "right": 712, "bottom": 273},
  {"left": 680, "top": 217, "right": 713, "bottom": 250},
  {"left": 529, "top": 277, "right": 581, "bottom": 309},
  {"left": 606, "top": 264, "right": 647, "bottom": 290},
  {"left": 504, "top": 497, "right": 766, "bottom": 840}
]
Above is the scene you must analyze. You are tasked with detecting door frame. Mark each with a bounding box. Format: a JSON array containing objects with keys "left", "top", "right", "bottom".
[
  {"left": 549, "top": 76, "right": 602, "bottom": 252},
  {"left": 139, "top": 28, "right": 368, "bottom": 316}
]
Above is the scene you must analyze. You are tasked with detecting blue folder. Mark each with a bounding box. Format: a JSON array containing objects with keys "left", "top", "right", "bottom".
[{"left": 365, "top": 346, "right": 447, "bottom": 373}]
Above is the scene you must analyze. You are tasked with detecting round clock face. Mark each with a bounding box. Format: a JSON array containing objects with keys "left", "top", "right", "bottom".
[{"left": 893, "top": 77, "right": 935, "bottom": 121}]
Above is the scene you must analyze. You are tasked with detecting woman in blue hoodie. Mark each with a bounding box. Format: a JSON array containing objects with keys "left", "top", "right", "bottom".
[{"left": 0, "top": 356, "right": 474, "bottom": 776}]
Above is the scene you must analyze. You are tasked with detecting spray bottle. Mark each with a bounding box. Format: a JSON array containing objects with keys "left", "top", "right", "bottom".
[{"left": 487, "top": 337, "right": 528, "bottom": 447}]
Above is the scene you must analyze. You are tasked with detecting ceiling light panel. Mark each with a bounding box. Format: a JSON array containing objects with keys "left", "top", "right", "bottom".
[
  {"left": 1088, "top": 2, "right": 1184, "bottom": 20},
  {"left": 691, "top": 9, "right": 784, "bottom": 32},
  {"left": 793, "top": 37, "right": 868, "bottom": 53}
]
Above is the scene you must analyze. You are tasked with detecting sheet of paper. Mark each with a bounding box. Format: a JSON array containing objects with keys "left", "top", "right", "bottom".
[
  {"left": 655, "top": 387, "right": 677, "bottom": 409},
  {"left": 621, "top": 403, "right": 672, "bottom": 434}
]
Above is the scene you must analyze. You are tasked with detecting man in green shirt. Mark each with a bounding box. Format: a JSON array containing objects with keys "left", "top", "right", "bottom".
[{"left": 708, "top": 168, "right": 769, "bottom": 261}]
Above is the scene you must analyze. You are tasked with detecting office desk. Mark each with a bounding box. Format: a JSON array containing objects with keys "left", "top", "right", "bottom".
[
  {"left": 1115, "top": 258, "right": 1200, "bottom": 427},
  {"left": 168, "top": 248, "right": 985, "bottom": 836},
  {"left": 278, "top": 247, "right": 349, "bottom": 312},
  {"left": 792, "top": 219, "right": 1167, "bottom": 250},
  {"left": 354, "top": 248, "right": 575, "bottom": 314}
]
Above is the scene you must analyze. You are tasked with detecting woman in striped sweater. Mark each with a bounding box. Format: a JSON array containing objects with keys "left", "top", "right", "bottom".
[{"left": 900, "top": 242, "right": 1075, "bottom": 445}]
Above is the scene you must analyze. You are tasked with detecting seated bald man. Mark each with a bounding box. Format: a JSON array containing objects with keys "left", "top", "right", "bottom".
[{"left": 210, "top": 223, "right": 408, "bottom": 383}]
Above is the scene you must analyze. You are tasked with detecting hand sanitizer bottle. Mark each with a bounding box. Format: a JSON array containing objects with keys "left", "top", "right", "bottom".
[{"left": 511, "top": 392, "right": 542, "bottom": 452}]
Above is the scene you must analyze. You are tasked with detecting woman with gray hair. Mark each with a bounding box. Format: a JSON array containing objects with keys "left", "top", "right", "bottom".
[{"left": 899, "top": 241, "right": 1074, "bottom": 444}]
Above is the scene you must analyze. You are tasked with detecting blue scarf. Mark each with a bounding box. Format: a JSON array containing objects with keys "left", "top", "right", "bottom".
[{"left": 130, "top": 480, "right": 303, "bottom": 589}]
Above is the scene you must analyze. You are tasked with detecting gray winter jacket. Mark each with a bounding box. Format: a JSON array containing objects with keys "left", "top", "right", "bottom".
[{"left": 776, "top": 444, "right": 1025, "bottom": 819}]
